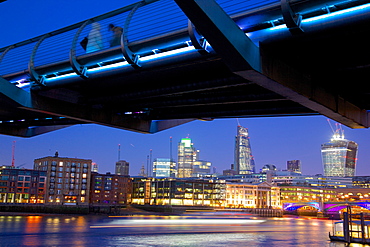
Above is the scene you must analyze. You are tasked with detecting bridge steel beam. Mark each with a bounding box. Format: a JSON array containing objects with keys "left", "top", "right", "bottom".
[
  {"left": 174, "top": 0, "right": 370, "bottom": 129},
  {"left": 0, "top": 77, "right": 192, "bottom": 136}
]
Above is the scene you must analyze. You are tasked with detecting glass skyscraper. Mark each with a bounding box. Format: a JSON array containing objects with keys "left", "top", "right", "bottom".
[
  {"left": 321, "top": 131, "right": 358, "bottom": 177},
  {"left": 234, "top": 125, "right": 255, "bottom": 174},
  {"left": 153, "top": 158, "right": 176, "bottom": 178},
  {"left": 177, "top": 138, "right": 196, "bottom": 178}
]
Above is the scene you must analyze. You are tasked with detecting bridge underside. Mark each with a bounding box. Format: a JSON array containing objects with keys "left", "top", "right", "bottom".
[{"left": 1, "top": 0, "right": 370, "bottom": 137}]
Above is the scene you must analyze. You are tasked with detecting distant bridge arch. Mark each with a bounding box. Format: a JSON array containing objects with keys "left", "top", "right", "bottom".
[
  {"left": 324, "top": 202, "right": 370, "bottom": 212},
  {"left": 283, "top": 202, "right": 321, "bottom": 211}
]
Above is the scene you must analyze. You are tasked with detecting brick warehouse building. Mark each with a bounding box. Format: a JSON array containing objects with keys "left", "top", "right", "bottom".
[{"left": 90, "top": 172, "right": 131, "bottom": 205}]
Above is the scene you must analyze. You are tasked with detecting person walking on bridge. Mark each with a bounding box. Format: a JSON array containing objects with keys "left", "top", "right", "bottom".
[
  {"left": 86, "top": 22, "right": 104, "bottom": 53},
  {"left": 109, "top": 24, "right": 123, "bottom": 47}
]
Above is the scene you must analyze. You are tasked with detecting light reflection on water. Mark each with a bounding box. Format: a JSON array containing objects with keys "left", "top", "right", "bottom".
[{"left": 0, "top": 215, "right": 368, "bottom": 247}]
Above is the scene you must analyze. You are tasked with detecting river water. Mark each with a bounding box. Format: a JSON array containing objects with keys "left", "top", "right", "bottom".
[{"left": 0, "top": 214, "right": 367, "bottom": 247}]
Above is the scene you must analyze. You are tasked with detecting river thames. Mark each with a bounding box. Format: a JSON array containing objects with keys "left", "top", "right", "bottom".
[{"left": 0, "top": 214, "right": 367, "bottom": 247}]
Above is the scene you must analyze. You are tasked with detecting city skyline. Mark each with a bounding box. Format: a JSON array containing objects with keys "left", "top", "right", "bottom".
[
  {"left": 0, "top": 116, "right": 369, "bottom": 177},
  {"left": 1, "top": 0, "right": 370, "bottom": 177}
]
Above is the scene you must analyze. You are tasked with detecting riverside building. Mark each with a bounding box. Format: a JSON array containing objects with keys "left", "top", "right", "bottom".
[
  {"left": 225, "top": 181, "right": 281, "bottom": 209},
  {"left": 131, "top": 177, "right": 225, "bottom": 207},
  {"left": 33, "top": 153, "right": 92, "bottom": 205},
  {"left": 0, "top": 167, "right": 46, "bottom": 204},
  {"left": 90, "top": 172, "right": 131, "bottom": 205}
]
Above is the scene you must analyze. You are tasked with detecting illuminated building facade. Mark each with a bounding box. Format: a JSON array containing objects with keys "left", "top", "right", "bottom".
[
  {"left": 353, "top": 176, "right": 370, "bottom": 188},
  {"left": 287, "top": 160, "right": 301, "bottom": 174},
  {"left": 153, "top": 158, "right": 176, "bottom": 178},
  {"left": 115, "top": 160, "right": 129, "bottom": 176},
  {"left": 225, "top": 182, "right": 280, "bottom": 209},
  {"left": 336, "top": 188, "right": 370, "bottom": 202},
  {"left": 321, "top": 131, "right": 358, "bottom": 177},
  {"left": 131, "top": 177, "right": 225, "bottom": 206},
  {"left": 34, "top": 154, "right": 92, "bottom": 205},
  {"left": 177, "top": 138, "right": 197, "bottom": 178},
  {"left": 192, "top": 160, "right": 211, "bottom": 177},
  {"left": 90, "top": 172, "right": 131, "bottom": 205},
  {"left": 234, "top": 126, "right": 255, "bottom": 174},
  {"left": 0, "top": 168, "right": 46, "bottom": 204},
  {"left": 280, "top": 186, "right": 337, "bottom": 204}
]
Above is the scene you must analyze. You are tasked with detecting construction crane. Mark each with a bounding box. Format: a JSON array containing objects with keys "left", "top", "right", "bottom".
[{"left": 11, "top": 141, "right": 15, "bottom": 167}]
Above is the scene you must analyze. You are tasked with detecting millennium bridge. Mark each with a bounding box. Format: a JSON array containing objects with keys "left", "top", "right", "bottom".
[{"left": 1, "top": 0, "right": 370, "bottom": 137}]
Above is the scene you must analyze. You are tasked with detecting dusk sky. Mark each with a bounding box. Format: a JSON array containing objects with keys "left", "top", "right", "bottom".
[{"left": 1, "top": 0, "right": 369, "bottom": 176}]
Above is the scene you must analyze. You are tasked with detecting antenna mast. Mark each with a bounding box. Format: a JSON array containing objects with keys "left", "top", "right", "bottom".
[
  {"left": 11, "top": 141, "right": 16, "bottom": 167},
  {"left": 118, "top": 144, "right": 121, "bottom": 161},
  {"left": 170, "top": 136, "right": 173, "bottom": 162}
]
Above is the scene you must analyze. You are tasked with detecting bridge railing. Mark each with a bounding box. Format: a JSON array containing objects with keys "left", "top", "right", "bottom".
[{"left": 4, "top": 0, "right": 362, "bottom": 88}]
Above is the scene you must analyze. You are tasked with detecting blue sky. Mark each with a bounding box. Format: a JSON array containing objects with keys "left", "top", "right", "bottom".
[{"left": 0, "top": 0, "right": 369, "bottom": 176}]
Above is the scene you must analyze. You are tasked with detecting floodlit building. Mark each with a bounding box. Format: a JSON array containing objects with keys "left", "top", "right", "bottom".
[
  {"left": 234, "top": 125, "right": 255, "bottom": 174},
  {"left": 225, "top": 182, "right": 281, "bottom": 209},
  {"left": 33, "top": 153, "right": 92, "bottom": 205},
  {"left": 321, "top": 130, "right": 358, "bottom": 177},
  {"left": 192, "top": 160, "right": 211, "bottom": 177},
  {"left": 115, "top": 160, "right": 129, "bottom": 176},
  {"left": 131, "top": 177, "right": 225, "bottom": 206},
  {"left": 280, "top": 186, "right": 337, "bottom": 204},
  {"left": 0, "top": 168, "right": 46, "bottom": 204},
  {"left": 353, "top": 176, "right": 370, "bottom": 188},
  {"left": 153, "top": 158, "right": 176, "bottom": 178},
  {"left": 177, "top": 138, "right": 197, "bottom": 178}
]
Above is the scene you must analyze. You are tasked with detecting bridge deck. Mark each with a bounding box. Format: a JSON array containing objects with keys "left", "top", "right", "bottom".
[{"left": 0, "top": 0, "right": 369, "bottom": 136}]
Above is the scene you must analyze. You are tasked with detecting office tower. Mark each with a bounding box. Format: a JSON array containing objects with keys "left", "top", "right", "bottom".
[
  {"left": 177, "top": 138, "right": 196, "bottom": 178},
  {"left": 115, "top": 160, "right": 129, "bottom": 175},
  {"left": 192, "top": 160, "right": 211, "bottom": 177},
  {"left": 287, "top": 160, "right": 301, "bottom": 174},
  {"left": 321, "top": 130, "right": 358, "bottom": 177},
  {"left": 33, "top": 153, "right": 92, "bottom": 205},
  {"left": 153, "top": 158, "right": 176, "bottom": 177},
  {"left": 234, "top": 125, "right": 255, "bottom": 174}
]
